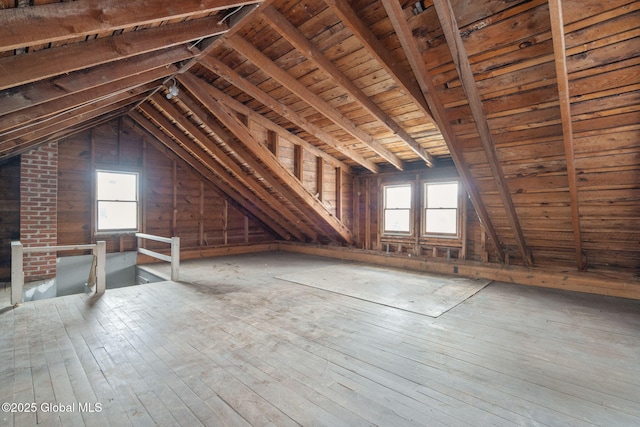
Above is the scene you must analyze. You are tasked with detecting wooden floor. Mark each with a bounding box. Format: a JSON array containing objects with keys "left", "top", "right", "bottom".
[{"left": 1, "top": 252, "right": 639, "bottom": 426}]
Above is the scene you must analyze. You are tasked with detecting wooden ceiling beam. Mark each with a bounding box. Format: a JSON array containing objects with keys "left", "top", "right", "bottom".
[
  {"left": 1, "top": 83, "right": 153, "bottom": 144},
  {"left": 325, "top": 0, "right": 436, "bottom": 126},
  {"left": 0, "top": 110, "right": 126, "bottom": 160},
  {"left": 549, "top": 0, "right": 585, "bottom": 271},
  {"left": 381, "top": 0, "right": 505, "bottom": 263},
  {"left": 225, "top": 34, "right": 404, "bottom": 171},
  {"left": 199, "top": 55, "right": 380, "bottom": 173},
  {"left": 0, "top": 17, "right": 228, "bottom": 91},
  {"left": 0, "top": 0, "right": 262, "bottom": 51},
  {"left": 432, "top": 0, "right": 533, "bottom": 267},
  {"left": 174, "top": 76, "right": 340, "bottom": 242},
  {"left": 199, "top": 81, "right": 351, "bottom": 172},
  {"left": 145, "top": 95, "right": 315, "bottom": 242},
  {"left": 129, "top": 109, "right": 293, "bottom": 241},
  {"left": 179, "top": 72, "right": 354, "bottom": 243},
  {"left": 0, "top": 67, "right": 174, "bottom": 135},
  {"left": 262, "top": 5, "right": 435, "bottom": 168},
  {"left": 0, "top": 46, "right": 193, "bottom": 117},
  {"left": 0, "top": 93, "right": 147, "bottom": 158},
  {"left": 130, "top": 114, "right": 281, "bottom": 240},
  {"left": 153, "top": 94, "right": 316, "bottom": 241}
]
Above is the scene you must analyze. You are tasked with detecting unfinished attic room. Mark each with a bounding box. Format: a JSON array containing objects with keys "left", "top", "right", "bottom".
[{"left": 1, "top": 0, "right": 640, "bottom": 425}]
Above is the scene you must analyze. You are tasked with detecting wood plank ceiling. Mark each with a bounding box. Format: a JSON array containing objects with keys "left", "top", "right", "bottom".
[{"left": 1, "top": 0, "right": 638, "bottom": 271}]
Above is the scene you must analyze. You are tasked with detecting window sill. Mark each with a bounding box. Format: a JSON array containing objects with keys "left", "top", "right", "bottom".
[{"left": 94, "top": 231, "right": 139, "bottom": 237}]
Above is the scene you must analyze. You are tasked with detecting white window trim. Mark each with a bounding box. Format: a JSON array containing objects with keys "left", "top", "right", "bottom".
[
  {"left": 95, "top": 169, "right": 141, "bottom": 235},
  {"left": 422, "top": 180, "right": 461, "bottom": 239},
  {"left": 382, "top": 183, "right": 413, "bottom": 235}
]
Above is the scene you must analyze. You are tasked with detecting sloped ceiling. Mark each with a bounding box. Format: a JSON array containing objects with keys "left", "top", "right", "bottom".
[{"left": 1, "top": 0, "right": 638, "bottom": 271}]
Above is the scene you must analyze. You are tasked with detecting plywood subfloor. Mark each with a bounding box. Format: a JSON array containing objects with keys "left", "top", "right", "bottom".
[
  {"left": 1, "top": 252, "right": 639, "bottom": 426},
  {"left": 276, "top": 264, "right": 490, "bottom": 317}
]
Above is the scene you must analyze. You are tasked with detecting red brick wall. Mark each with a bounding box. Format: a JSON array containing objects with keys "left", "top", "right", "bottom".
[{"left": 20, "top": 141, "right": 58, "bottom": 281}]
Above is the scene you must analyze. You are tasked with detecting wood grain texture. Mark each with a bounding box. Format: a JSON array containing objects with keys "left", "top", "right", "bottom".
[{"left": 1, "top": 252, "right": 639, "bottom": 426}]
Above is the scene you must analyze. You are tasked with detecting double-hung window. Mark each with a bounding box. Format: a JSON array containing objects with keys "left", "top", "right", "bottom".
[
  {"left": 96, "top": 170, "right": 139, "bottom": 233},
  {"left": 423, "top": 181, "right": 459, "bottom": 236},
  {"left": 382, "top": 184, "right": 412, "bottom": 234}
]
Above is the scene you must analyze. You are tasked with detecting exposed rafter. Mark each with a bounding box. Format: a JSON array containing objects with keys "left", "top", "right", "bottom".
[
  {"left": 432, "top": 0, "right": 533, "bottom": 267},
  {"left": 146, "top": 94, "right": 317, "bottom": 242},
  {"left": 195, "top": 81, "right": 351, "bottom": 172},
  {"left": 2, "top": 110, "right": 125, "bottom": 160},
  {"left": 225, "top": 34, "right": 405, "bottom": 171},
  {"left": 381, "top": 0, "right": 505, "bottom": 263},
  {"left": 548, "top": 0, "right": 585, "bottom": 270},
  {"left": 179, "top": 72, "right": 354, "bottom": 243},
  {"left": 262, "top": 5, "right": 435, "bottom": 167},
  {"left": 0, "top": 0, "right": 261, "bottom": 51},
  {"left": 324, "top": 0, "right": 436, "bottom": 126},
  {"left": 0, "top": 92, "right": 148, "bottom": 158},
  {"left": 129, "top": 109, "right": 295, "bottom": 241},
  {"left": 0, "top": 17, "right": 228, "bottom": 90},
  {"left": 0, "top": 46, "right": 192, "bottom": 117},
  {"left": 0, "top": 68, "right": 174, "bottom": 135},
  {"left": 1, "top": 83, "right": 153, "bottom": 144},
  {"left": 198, "top": 56, "right": 380, "bottom": 173}
]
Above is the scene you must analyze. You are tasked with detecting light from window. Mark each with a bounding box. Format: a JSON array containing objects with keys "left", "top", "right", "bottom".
[
  {"left": 383, "top": 184, "right": 412, "bottom": 233},
  {"left": 96, "top": 171, "right": 139, "bottom": 232},
  {"left": 424, "top": 182, "right": 458, "bottom": 235}
]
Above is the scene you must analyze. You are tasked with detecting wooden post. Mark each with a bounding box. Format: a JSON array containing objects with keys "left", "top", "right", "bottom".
[
  {"left": 414, "top": 174, "right": 420, "bottom": 255},
  {"left": 170, "top": 236, "right": 180, "bottom": 281},
  {"left": 480, "top": 224, "right": 489, "bottom": 263},
  {"left": 141, "top": 138, "right": 147, "bottom": 245},
  {"left": 223, "top": 200, "right": 228, "bottom": 245},
  {"left": 95, "top": 240, "right": 106, "bottom": 294},
  {"left": 267, "top": 129, "right": 278, "bottom": 156},
  {"left": 172, "top": 160, "right": 177, "bottom": 236},
  {"left": 294, "top": 145, "right": 303, "bottom": 180},
  {"left": 460, "top": 186, "right": 468, "bottom": 260},
  {"left": 316, "top": 157, "right": 324, "bottom": 201},
  {"left": 199, "top": 181, "right": 204, "bottom": 246},
  {"left": 11, "top": 241, "right": 24, "bottom": 305},
  {"left": 335, "top": 167, "right": 342, "bottom": 220},
  {"left": 365, "top": 177, "right": 370, "bottom": 250}
]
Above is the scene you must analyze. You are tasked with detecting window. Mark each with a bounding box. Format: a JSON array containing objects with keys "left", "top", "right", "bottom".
[
  {"left": 383, "top": 184, "right": 412, "bottom": 234},
  {"left": 96, "top": 170, "right": 139, "bottom": 233},
  {"left": 424, "top": 181, "right": 459, "bottom": 236}
]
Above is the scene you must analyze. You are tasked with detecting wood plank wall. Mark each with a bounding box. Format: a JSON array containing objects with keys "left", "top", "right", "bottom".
[
  {"left": 57, "top": 117, "right": 276, "bottom": 255},
  {"left": 414, "top": 0, "right": 640, "bottom": 273},
  {"left": 352, "top": 163, "right": 639, "bottom": 278},
  {"left": 246, "top": 113, "right": 352, "bottom": 229},
  {"left": 352, "top": 164, "right": 484, "bottom": 262}
]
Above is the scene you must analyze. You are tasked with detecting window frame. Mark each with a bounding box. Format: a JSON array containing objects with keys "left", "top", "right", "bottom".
[
  {"left": 382, "top": 183, "right": 413, "bottom": 236},
  {"left": 95, "top": 169, "right": 141, "bottom": 235},
  {"left": 422, "top": 180, "right": 461, "bottom": 238}
]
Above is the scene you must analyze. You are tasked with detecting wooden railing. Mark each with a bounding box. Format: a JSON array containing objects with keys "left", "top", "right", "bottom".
[
  {"left": 11, "top": 241, "right": 106, "bottom": 306},
  {"left": 136, "top": 233, "right": 180, "bottom": 281}
]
